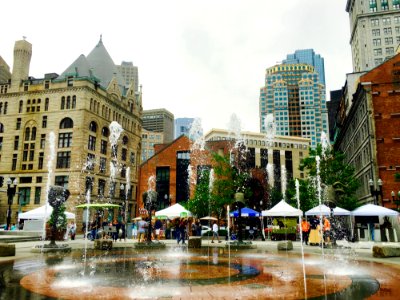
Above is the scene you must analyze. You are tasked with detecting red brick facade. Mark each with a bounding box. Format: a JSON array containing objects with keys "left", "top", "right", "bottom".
[{"left": 361, "top": 53, "right": 400, "bottom": 209}]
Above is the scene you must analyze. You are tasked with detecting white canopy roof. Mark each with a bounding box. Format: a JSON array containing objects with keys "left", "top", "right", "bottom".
[
  {"left": 18, "top": 204, "right": 75, "bottom": 220},
  {"left": 305, "top": 204, "right": 351, "bottom": 216},
  {"left": 262, "top": 200, "right": 303, "bottom": 217},
  {"left": 155, "top": 203, "right": 192, "bottom": 218},
  {"left": 351, "top": 204, "right": 399, "bottom": 216}
]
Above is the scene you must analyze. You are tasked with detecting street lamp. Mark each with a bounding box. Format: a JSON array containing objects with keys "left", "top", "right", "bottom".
[
  {"left": 391, "top": 190, "right": 400, "bottom": 210},
  {"left": 6, "top": 178, "right": 18, "bottom": 230},
  {"left": 369, "top": 178, "right": 383, "bottom": 205}
]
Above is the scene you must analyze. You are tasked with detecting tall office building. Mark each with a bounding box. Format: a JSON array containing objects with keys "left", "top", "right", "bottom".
[
  {"left": 174, "top": 117, "right": 196, "bottom": 139},
  {"left": 259, "top": 63, "right": 329, "bottom": 149},
  {"left": 142, "top": 109, "right": 174, "bottom": 143},
  {"left": 283, "top": 49, "right": 325, "bottom": 85},
  {"left": 346, "top": 0, "right": 400, "bottom": 72},
  {"left": 117, "top": 61, "right": 139, "bottom": 91},
  {"left": 0, "top": 56, "right": 11, "bottom": 84}
]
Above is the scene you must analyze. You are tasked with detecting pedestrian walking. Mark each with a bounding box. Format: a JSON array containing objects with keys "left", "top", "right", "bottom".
[{"left": 211, "top": 221, "right": 222, "bottom": 243}]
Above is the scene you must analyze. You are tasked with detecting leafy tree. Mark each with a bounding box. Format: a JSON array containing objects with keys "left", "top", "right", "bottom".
[
  {"left": 186, "top": 170, "right": 211, "bottom": 217},
  {"left": 299, "top": 144, "right": 360, "bottom": 211}
]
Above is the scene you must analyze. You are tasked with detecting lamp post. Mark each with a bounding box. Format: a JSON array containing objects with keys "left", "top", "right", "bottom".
[
  {"left": 369, "top": 178, "right": 383, "bottom": 205},
  {"left": 6, "top": 178, "right": 18, "bottom": 230},
  {"left": 391, "top": 190, "right": 400, "bottom": 210}
]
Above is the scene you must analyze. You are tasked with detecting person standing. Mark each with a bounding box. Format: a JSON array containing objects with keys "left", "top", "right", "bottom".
[
  {"left": 137, "top": 218, "right": 147, "bottom": 243},
  {"left": 132, "top": 221, "right": 138, "bottom": 240},
  {"left": 323, "top": 216, "right": 331, "bottom": 246},
  {"left": 301, "top": 218, "right": 310, "bottom": 245},
  {"left": 211, "top": 221, "right": 222, "bottom": 243},
  {"left": 154, "top": 217, "right": 163, "bottom": 241},
  {"left": 177, "top": 218, "right": 186, "bottom": 244},
  {"left": 70, "top": 221, "right": 76, "bottom": 240}
]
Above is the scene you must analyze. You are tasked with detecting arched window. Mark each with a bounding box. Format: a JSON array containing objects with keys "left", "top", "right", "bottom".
[
  {"left": 4, "top": 102, "right": 8, "bottom": 114},
  {"left": 72, "top": 95, "right": 76, "bottom": 109},
  {"left": 31, "top": 127, "right": 37, "bottom": 140},
  {"left": 0, "top": 123, "right": 4, "bottom": 133},
  {"left": 60, "top": 118, "right": 74, "bottom": 129},
  {"left": 66, "top": 96, "right": 71, "bottom": 109},
  {"left": 102, "top": 127, "right": 109, "bottom": 137},
  {"left": 89, "top": 121, "right": 97, "bottom": 132},
  {"left": 19, "top": 100, "right": 23, "bottom": 113},
  {"left": 61, "top": 96, "right": 65, "bottom": 109},
  {"left": 25, "top": 127, "right": 30, "bottom": 141},
  {"left": 122, "top": 136, "right": 128, "bottom": 145}
]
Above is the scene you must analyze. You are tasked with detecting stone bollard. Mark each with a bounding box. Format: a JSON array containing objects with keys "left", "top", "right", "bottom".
[
  {"left": 373, "top": 245, "right": 400, "bottom": 258},
  {"left": 94, "top": 240, "right": 113, "bottom": 250},
  {"left": 188, "top": 237, "right": 202, "bottom": 248},
  {"left": 277, "top": 240, "right": 293, "bottom": 251},
  {"left": 0, "top": 243, "right": 16, "bottom": 256}
]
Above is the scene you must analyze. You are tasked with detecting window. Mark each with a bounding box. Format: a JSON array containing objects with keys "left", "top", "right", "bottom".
[
  {"left": 386, "top": 47, "right": 395, "bottom": 55},
  {"left": 374, "top": 48, "right": 382, "bottom": 56},
  {"left": 88, "top": 135, "right": 96, "bottom": 151},
  {"left": 102, "top": 127, "right": 109, "bottom": 137},
  {"left": 38, "top": 152, "right": 44, "bottom": 169},
  {"left": 100, "top": 140, "right": 107, "bottom": 154},
  {"left": 383, "top": 27, "right": 392, "bottom": 35},
  {"left": 19, "top": 100, "right": 23, "bottom": 113},
  {"left": 55, "top": 176, "right": 69, "bottom": 189},
  {"left": 395, "top": 16, "right": 400, "bottom": 24},
  {"left": 61, "top": 96, "right": 65, "bottom": 109},
  {"left": 14, "top": 136, "right": 19, "bottom": 150},
  {"left": 42, "top": 116, "right": 47, "bottom": 128},
  {"left": 0, "top": 123, "right": 3, "bottom": 133},
  {"left": 130, "top": 152, "right": 135, "bottom": 164},
  {"left": 382, "top": 17, "right": 391, "bottom": 26},
  {"left": 34, "top": 187, "right": 41, "bottom": 204},
  {"left": 58, "top": 132, "right": 72, "bottom": 148},
  {"left": 86, "top": 153, "right": 95, "bottom": 171},
  {"left": 25, "top": 127, "right": 30, "bottom": 141},
  {"left": 45, "top": 98, "right": 49, "bottom": 111},
  {"left": 60, "top": 118, "right": 73, "bottom": 129},
  {"left": 40, "top": 134, "right": 46, "bottom": 149},
  {"left": 31, "top": 127, "right": 36, "bottom": 140},
  {"left": 385, "top": 37, "right": 393, "bottom": 45},
  {"left": 12, "top": 154, "right": 17, "bottom": 170},
  {"left": 98, "top": 179, "right": 106, "bottom": 196},
  {"left": 372, "top": 29, "right": 380, "bottom": 36},
  {"left": 373, "top": 38, "right": 381, "bottom": 46},
  {"left": 99, "top": 157, "right": 107, "bottom": 173},
  {"left": 89, "top": 121, "right": 97, "bottom": 132},
  {"left": 56, "top": 151, "right": 71, "bottom": 168},
  {"left": 371, "top": 19, "right": 379, "bottom": 26},
  {"left": 16, "top": 118, "right": 21, "bottom": 130},
  {"left": 72, "top": 95, "right": 76, "bottom": 109},
  {"left": 122, "top": 148, "right": 127, "bottom": 161},
  {"left": 18, "top": 187, "right": 31, "bottom": 206}
]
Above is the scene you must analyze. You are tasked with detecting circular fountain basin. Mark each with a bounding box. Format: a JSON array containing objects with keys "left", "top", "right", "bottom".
[{"left": 1, "top": 247, "right": 399, "bottom": 299}]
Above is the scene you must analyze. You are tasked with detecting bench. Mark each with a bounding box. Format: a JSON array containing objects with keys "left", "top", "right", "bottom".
[
  {"left": 373, "top": 245, "right": 400, "bottom": 258},
  {"left": 0, "top": 243, "right": 16, "bottom": 256}
]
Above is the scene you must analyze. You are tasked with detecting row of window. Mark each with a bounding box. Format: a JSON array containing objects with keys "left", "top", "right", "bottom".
[
  {"left": 372, "top": 37, "right": 394, "bottom": 46},
  {"left": 373, "top": 47, "right": 395, "bottom": 56}
]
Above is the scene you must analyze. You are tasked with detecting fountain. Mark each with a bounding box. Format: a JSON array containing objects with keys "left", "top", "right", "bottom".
[{"left": 3, "top": 119, "right": 400, "bottom": 299}]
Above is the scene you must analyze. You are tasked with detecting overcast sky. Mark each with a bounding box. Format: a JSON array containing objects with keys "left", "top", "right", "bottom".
[{"left": 0, "top": 0, "right": 352, "bottom": 134}]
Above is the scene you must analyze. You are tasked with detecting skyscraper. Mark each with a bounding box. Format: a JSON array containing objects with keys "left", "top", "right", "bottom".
[
  {"left": 346, "top": 0, "right": 400, "bottom": 72},
  {"left": 174, "top": 117, "right": 196, "bottom": 139},
  {"left": 117, "top": 61, "right": 139, "bottom": 91},
  {"left": 259, "top": 63, "right": 328, "bottom": 149},
  {"left": 283, "top": 49, "right": 325, "bottom": 85},
  {"left": 142, "top": 109, "right": 174, "bottom": 143}
]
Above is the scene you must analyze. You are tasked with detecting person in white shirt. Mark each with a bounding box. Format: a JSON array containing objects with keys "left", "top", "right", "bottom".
[{"left": 211, "top": 221, "right": 221, "bottom": 243}]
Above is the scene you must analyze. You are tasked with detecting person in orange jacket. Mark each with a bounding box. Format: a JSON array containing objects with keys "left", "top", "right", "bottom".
[
  {"left": 301, "top": 218, "right": 311, "bottom": 245},
  {"left": 323, "top": 216, "right": 331, "bottom": 245}
]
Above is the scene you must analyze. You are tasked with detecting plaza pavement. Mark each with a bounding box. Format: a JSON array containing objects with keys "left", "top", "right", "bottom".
[{"left": 1, "top": 234, "right": 400, "bottom": 265}]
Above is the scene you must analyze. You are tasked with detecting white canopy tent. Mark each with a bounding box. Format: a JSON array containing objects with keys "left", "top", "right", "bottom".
[
  {"left": 351, "top": 204, "right": 399, "bottom": 216},
  {"left": 18, "top": 204, "right": 76, "bottom": 220},
  {"left": 262, "top": 200, "right": 303, "bottom": 217},
  {"left": 155, "top": 203, "right": 192, "bottom": 218},
  {"left": 305, "top": 204, "right": 351, "bottom": 216}
]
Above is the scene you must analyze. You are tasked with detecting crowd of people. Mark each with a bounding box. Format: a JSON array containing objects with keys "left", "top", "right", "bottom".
[{"left": 301, "top": 216, "right": 331, "bottom": 247}]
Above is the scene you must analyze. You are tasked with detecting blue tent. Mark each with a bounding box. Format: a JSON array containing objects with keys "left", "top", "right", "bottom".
[{"left": 230, "top": 207, "right": 260, "bottom": 217}]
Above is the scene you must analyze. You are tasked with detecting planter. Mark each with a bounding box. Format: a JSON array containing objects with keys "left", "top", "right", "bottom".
[{"left": 45, "top": 228, "right": 66, "bottom": 241}]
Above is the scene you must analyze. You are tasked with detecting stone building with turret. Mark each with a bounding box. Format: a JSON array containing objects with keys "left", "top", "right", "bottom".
[{"left": 0, "top": 38, "right": 142, "bottom": 229}]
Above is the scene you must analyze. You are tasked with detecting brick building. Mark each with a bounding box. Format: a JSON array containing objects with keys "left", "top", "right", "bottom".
[{"left": 335, "top": 52, "right": 400, "bottom": 208}]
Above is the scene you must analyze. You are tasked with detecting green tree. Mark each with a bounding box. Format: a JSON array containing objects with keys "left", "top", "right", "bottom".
[
  {"left": 299, "top": 144, "right": 360, "bottom": 211},
  {"left": 187, "top": 169, "right": 211, "bottom": 217}
]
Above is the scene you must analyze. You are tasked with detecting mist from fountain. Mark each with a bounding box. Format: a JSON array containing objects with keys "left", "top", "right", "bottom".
[
  {"left": 42, "top": 131, "right": 56, "bottom": 242},
  {"left": 296, "top": 179, "right": 308, "bottom": 297},
  {"left": 281, "top": 165, "right": 287, "bottom": 199},
  {"left": 188, "top": 117, "right": 205, "bottom": 151}
]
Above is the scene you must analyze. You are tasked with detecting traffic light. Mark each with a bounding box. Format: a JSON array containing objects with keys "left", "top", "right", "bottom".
[{"left": 0, "top": 176, "right": 3, "bottom": 187}]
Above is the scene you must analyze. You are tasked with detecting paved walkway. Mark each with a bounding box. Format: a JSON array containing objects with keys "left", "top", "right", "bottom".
[{"left": 1, "top": 234, "right": 400, "bottom": 265}]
